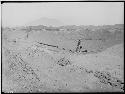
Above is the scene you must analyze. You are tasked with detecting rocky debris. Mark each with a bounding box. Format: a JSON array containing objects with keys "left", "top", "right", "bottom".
[
  {"left": 2, "top": 49, "right": 43, "bottom": 93},
  {"left": 108, "top": 77, "right": 124, "bottom": 90},
  {"left": 3, "top": 46, "right": 124, "bottom": 92},
  {"left": 65, "top": 64, "right": 93, "bottom": 75},
  {"left": 57, "top": 57, "right": 71, "bottom": 67},
  {"left": 93, "top": 70, "right": 124, "bottom": 91}
]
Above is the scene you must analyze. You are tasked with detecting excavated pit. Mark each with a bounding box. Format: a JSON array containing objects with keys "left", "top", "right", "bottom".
[{"left": 2, "top": 25, "right": 124, "bottom": 93}]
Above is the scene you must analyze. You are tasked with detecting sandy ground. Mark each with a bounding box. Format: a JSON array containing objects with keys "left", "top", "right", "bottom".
[{"left": 2, "top": 27, "right": 124, "bottom": 93}]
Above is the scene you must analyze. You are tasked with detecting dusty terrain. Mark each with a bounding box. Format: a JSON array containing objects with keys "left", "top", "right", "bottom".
[{"left": 2, "top": 24, "right": 124, "bottom": 92}]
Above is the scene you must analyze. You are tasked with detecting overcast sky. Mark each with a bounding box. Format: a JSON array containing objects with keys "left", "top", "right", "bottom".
[{"left": 2, "top": 2, "right": 124, "bottom": 27}]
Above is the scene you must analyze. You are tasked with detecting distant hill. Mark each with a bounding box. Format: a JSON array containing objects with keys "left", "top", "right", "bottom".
[{"left": 25, "top": 17, "right": 64, "bottom": 27}]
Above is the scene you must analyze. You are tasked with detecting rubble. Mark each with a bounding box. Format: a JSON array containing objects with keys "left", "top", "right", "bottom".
[
  {"left": 57, "top": 57, "right": 71, "bottom": 66},
  {"left": 94, "top": 70, "right": 124, "bottom": 91}
]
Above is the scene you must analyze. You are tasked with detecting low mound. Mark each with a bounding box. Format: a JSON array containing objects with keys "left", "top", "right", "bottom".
[{"left": 100, "top": 43, "right": 124, "bottom": 58}]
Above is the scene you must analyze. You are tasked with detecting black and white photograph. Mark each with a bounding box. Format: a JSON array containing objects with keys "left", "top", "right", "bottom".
[{"left": 1, "top": 2, "right": 124, "bottom": 93}]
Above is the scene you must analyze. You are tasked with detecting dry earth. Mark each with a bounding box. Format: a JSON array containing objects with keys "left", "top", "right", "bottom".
[{"left": 2, "top": 25, "right": 124, "bottom": 93}]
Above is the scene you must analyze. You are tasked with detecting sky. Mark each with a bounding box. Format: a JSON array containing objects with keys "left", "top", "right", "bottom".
[{"left": 2, "top": 2, "right": 124, "bottom": 27}]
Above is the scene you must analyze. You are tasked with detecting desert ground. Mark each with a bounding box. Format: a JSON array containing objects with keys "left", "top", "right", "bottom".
[{"left": 2, "top": 24, "right": 124, "bottom": 92}]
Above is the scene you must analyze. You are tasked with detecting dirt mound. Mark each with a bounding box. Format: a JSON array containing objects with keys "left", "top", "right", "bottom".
[{"left": 100, "top": 43, "right": 124, "bottom": 58}]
